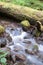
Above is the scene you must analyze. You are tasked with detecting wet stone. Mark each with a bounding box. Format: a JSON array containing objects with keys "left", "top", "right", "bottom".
[
  {"left": 3, "top": 32, "right": 12, "bottom": 44},
  {"left": 37, "top": 52, "right": 43, "bottom": 62},
  {"left": 31, "top": 27, "right": 40, "bottom": 37},
  {"left": 12, "top": 55, "right": 16, "bottom": 62},
  {"left": 40, "top": 33, "right": 43, "bottom": 37},
  {"left": 7, "top": 60, "right": 13, "bottom": 65},
  {"left": 25, "top": 49, "right": 34, "bottom": 55},
  {"left": 6, "top": 34, "right": 12, "bottom": 42},
  {"left": 31, "top": 27, "right": 37, "bottom": 35},
  {"left": 23, "top": 40, "right": 31, "bottom": 44},
  {"left": 32, "top": 45, "right": 38, "bottom": 53},
  {"left": 14, "top": 61, "right": 26, "bottom": 65},
  {"left": 0, "top": 37, "right": 7, "bottom": 47},
  {"left": 36, "top": 37, "right": 43, "bottom": 44},
  {"left": 15, "top": 53, "right": 26, "bottom": 61},
  {"left": 13, "top": 45, "right": 24, "bottom": 52},
  {"left": 37, "top": 37, "right": 43, "bottom": 41}
]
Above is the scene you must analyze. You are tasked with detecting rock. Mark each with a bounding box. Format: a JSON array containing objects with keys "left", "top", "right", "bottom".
[
  {"left": 32, "top": 45, "right": 38, "bottom": 53},
  {"left": 5, "top": 33, "right": 12, "bottom": 42},
  {"left": 21, "top": 20, "right": 30, "bottom": 31},
  {"left": 14, "top": 61, "right": 26, "bottom": 65},
  {"left": 36, "top": 21, "right": 43, "bottom": 31},
  {"left": 0, "top": 25, "right": 5, "bottom": 34},
  {"left": 23, "top": 40, "right": 31, "bottom": 44},
  {"left": 15, "top": 53, "right": 26, "bottom": 61},
  {"left": 40, "top": 33, "right": 43, "bottom": 37},
  {"left": 38, "top": 53, "right": 43, "bottom": 61},
  {"left": 36, "top": 37, "right": 43, "bottom": 44},
  {"left": 21, "top": 20, "right": 30, "bottom": 27},
  {"left": 32, "top": 27, "right": 40, "bottom": 37},
  {"left": 25, "top": 49, "right": 34, "bottom": 55},
  {"left": 0, "top": 38, "right": 7, "bottom": 47},
  {"left": 35, "top": 30, "right": 40, "bottom": 37},
  {"left": 41, "top": 26, "right": 43, "bottom": 32},
  {"left": 13, "top": 45, "right": 23, "bottom": 52},
  {"left": 37, "top": 37, "right": 43, "bottom": 41},
  {"left": 12, "top": 55, "right": 16, "bottom": 62},
  {"left": 7, "top": 60, "right": 13, "bottom": 65},
  {"left": 11, "top": 51, "right": 26, "bottom": 62},
  {"left": 25, "top": 45, "right": 38, "bottom": 55}
]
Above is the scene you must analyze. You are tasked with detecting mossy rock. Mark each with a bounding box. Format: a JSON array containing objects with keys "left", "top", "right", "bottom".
[
  {"left": 21, "top": 20, "right": 30, "bottom": 28},
  {"left": 33, "top": 45, "right": 38, "bottom": 51},
  {"left": 35, "top": 30, "right": 40, "bottom": 37},
  {"left": 0, "top": 25, "right": 5, "bottom": 34},
  {"left": 21, "top": 20, "right": 30, "bottom": 31},
  {"left": 36, "top": 21, "right": 43, "bottom": 32}
]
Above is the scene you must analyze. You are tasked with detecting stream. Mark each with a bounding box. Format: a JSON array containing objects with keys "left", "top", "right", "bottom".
[
  {"left": 6, "top": 28, "right": 43, "bottom": 65},
  {"left": 0, "top": 17, "right": 43, "bottom": 65}
]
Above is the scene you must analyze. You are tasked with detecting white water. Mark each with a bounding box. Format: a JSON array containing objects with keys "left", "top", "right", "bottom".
[{"left": 6, "top": 27, "right": 43, "bottom": 65}]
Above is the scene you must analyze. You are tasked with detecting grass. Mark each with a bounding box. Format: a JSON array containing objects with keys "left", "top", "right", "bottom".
[{"left": 0, "top": 0, "right": 43, "bottom": 10}]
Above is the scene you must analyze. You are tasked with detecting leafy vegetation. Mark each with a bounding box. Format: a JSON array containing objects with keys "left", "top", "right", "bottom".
[
  {"left": 0, "top": 0, "right": 43, "bottom": 10},
  {"left": 0, "top": 49, "right": 7, "bottom": 65}
]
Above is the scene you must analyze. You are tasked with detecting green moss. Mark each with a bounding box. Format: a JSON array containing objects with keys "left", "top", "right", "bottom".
[
  {"left": 33, "top": 45, "right": 38, "bottom": 51},
  {"left": 21, "top": 20, "right": 30, "bottom": 27},
  {"left": 35, "top": 30, "right": 40, "bottom": 37},
  {"left": 0, "top": 25, "right": 5, "bottom": 34}
]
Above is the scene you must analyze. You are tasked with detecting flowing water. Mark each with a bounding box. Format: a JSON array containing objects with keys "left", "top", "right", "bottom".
[
  {"left": 0, "top": 18, "right": 43, "bottom": 65},
  {"left": 5, "top": 27, "right": 43, "bottom": 65}
]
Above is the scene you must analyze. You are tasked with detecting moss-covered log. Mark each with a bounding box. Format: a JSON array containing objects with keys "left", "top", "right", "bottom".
[
  {"left": 0, "top": 2, "right": 43, "bottom": 25},
  {"left": 0, "top": 2, "right": 43, "bottom": 31}
]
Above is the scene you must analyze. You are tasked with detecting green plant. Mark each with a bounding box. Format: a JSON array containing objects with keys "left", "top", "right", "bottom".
[
  {"left": 0, "top": 0, "right": 43, "bottom": 10},
  {"left": 0, "top": 49, "right": 8, "bottom": 65}
]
